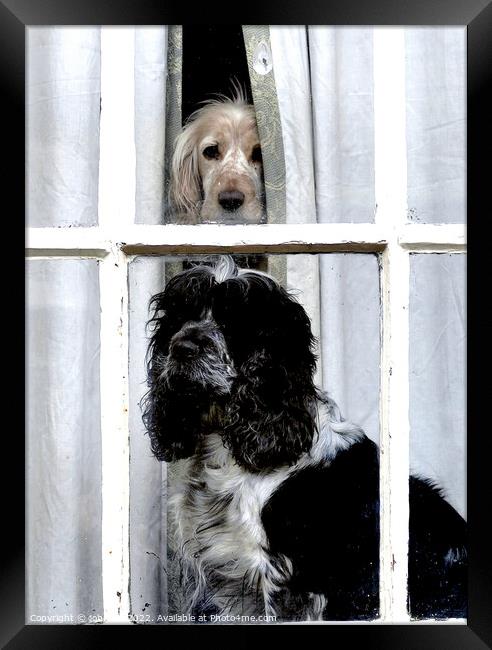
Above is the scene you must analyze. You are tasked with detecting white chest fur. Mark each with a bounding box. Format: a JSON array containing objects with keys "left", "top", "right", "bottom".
[{"left": 169, "top": 434, "right": 292, "bottom": 617}]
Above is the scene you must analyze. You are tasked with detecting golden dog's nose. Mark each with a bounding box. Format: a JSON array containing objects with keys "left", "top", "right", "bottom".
[{"left": 218, "top": 190, "right": 245, "bottom": 212}]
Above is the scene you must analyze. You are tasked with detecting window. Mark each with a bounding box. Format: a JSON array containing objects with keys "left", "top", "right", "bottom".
[{"left": 26, "top": 26, "right": 466, "bottom": 624}]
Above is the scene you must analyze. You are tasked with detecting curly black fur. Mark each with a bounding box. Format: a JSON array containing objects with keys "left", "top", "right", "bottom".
[
  {"left": 142, "top": 261, "right": 319, "bottom": 471},
  {"left": 211, "top": 273, "right": 318, "bottom": 471}
]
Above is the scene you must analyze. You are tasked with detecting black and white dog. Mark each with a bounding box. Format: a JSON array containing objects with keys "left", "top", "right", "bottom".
[{"left": 142, "top": 256, "right": 467, "bottom": 622}]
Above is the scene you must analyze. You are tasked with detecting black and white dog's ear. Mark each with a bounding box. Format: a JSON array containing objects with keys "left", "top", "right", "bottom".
[
  {"left": 212, "top": 275, "right": 318, "bottom": 472},
  {"left": 141, "top": 382, "right": 207, "bottom": 462},
  {"left": 141, "top": 267, "right": 216, "bottom": 462}
]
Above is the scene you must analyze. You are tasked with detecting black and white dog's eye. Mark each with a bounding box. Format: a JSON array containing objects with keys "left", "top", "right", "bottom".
[
  {"left": 203, "top": 144, "right": 220, "bottom": 160},
  {"left": 251, "top": 145, "right": 262, "bottom": 164}
]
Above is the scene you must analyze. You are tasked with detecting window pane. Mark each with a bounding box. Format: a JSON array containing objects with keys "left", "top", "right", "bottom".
[
  {"left": 129, "top": 253, "right": 381, "bottom": 621},
  {"left": 409, "top": 253, "right": 466, "bottom": 619},
  {"left": 309, "top": 27, "right": 375, "bottom": 223},
  {"left": 27, "top": 28, "right": 101, "bottom": 227},
  {"left": 128, "top": 256, "right": 169, "bottom": 617},
  {"left": 26, "top": 259, "right": 103, "bottom": 622},
  {"left": 319, "top": 253, "right": 380, "bottom": 440},
  {"left": 405, "top": 28, "right": 466, "bottom": 224},
  {"left": 142, "top": 26, "right": 376, "bottom": 225}
]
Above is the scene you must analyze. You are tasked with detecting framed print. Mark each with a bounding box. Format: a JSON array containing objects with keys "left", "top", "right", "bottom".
[{"left": 5, "top": 0, "right": 491, "bottom": 647}]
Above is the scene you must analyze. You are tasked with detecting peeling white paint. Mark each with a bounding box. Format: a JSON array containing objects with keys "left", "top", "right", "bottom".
[{"left": 374, "top": 27, "right": 410, "bottom": 623}]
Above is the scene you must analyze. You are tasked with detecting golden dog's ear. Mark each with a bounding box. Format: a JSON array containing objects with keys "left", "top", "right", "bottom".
[{"left": 170, "top": 124, "right": 201, "bottom": 216}]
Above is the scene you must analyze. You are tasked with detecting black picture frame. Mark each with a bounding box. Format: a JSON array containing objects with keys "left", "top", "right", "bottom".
[{"left": 7, "top": 0, "right": 491, "bottom": 647}]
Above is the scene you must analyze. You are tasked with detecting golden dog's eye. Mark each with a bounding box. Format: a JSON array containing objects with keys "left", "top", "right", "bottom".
[
  {"left": 203, "top": 144, "right": 220, "bottom": 160},
  {"left": 252, "top": 144, "right": 262, "bottom": 164}
]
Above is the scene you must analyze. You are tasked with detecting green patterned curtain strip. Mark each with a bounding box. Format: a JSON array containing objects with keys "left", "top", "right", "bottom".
[
  {"left": 164, "top": 27, "right": 185, "bottom": 285},
  {"left": 242, "top": 26, "right": 286, "bottom": 225},
  {"left": 242, "top": 25, "right": 287, "bottom": 286},
  {"left": 164, "top": 25, "right": 183, "bottom": 225}
]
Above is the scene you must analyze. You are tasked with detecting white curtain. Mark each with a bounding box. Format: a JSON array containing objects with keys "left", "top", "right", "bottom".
[
  {"left": 409, "top": 253, "right": 466, "bottom": 516},
  {"left": 128, "top": 257, "right": 169, "bottom": 618},
  {"left": 405, "top": 28, "right": 466, "bottom": 224},
  {"left": 309, "top": 27, "right": 376, "bottom": 223},
  {"left": 134, "top": 27, "right": 168, "bottom": 224}
]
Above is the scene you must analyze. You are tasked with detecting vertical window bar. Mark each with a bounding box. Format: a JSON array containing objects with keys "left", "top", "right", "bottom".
[
  {"left": 99, "top": 27, "right": 134, "bottom": 622},
  {"left": 374, "top": 27, "right": 411, "bottom": 623},
  {"left": 99, "top": 247, "right": 130, "bottom": 622},
  {"left": 99, "top": 27, "right": 136, "bottom": 230}
]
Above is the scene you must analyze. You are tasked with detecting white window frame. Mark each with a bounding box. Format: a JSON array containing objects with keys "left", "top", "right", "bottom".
[{"left": 25, "top": 27, "right": 467, "bottom": 625}]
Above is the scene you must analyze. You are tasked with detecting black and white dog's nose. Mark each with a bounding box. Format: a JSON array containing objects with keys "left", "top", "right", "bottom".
[
  {"left": 172, "top": 339, "right": 199, "bottom": 360},
  {"left": 218, "top": 190, "right": 245, "bottom": 212}
]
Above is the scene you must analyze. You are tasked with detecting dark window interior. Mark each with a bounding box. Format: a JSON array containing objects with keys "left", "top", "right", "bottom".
[{"left": 181, "top": 25, "right": 253, "bottom": 124}]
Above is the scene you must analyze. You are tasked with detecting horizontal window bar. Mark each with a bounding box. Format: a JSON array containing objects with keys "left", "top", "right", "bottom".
[
  {"left": 399, "top": 224, "right": 466, "bottom": 251},
  {"left": 25, "top": 223, "right": 466, "bottom": 257}
]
